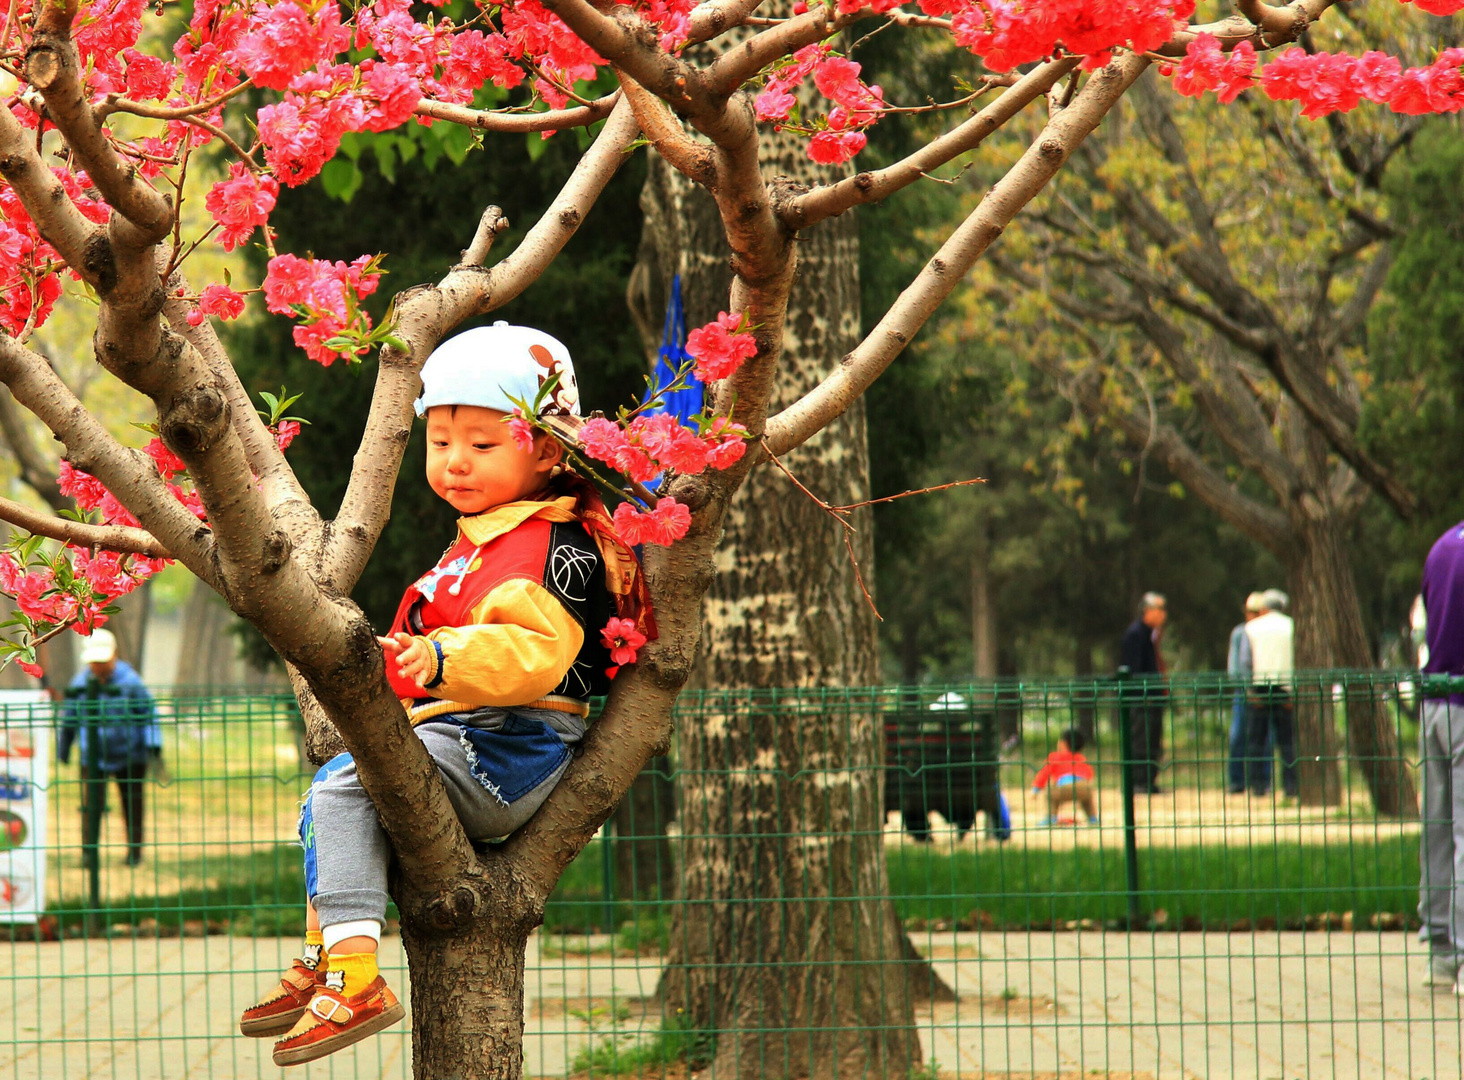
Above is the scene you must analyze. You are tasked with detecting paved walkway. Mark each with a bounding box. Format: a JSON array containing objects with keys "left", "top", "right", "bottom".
[{"left": 1, "top": 931, "right": 1459, "bottom": 1079}]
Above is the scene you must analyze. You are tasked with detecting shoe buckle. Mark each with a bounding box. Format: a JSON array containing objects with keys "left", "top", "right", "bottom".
[{"left": 310, "top": 996, "right": 354, "bottom": 1025}]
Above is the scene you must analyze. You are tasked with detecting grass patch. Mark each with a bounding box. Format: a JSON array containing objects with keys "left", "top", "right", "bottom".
[
  {"left": 568, "top": 1016, "right": 714, "bottom": 1077},
  {"left": 26, "top": 833, "right": 1420, "bottom": 939},
  {"left": 887, "top": 833, "right": 1420, "bottom": 930}
]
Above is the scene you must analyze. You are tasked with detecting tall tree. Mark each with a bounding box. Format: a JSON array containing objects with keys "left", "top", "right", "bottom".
[{"left": 991, "top": 54, "right": 1432, "bottom": 812}]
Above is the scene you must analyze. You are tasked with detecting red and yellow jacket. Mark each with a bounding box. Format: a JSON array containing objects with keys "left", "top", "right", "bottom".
[{"left": 386, "top": 498, "right": 616, "bottom": 725}]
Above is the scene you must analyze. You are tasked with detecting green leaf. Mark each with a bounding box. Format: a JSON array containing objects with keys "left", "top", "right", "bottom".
[
  {"left": 338, "top": 131, "right": 366, "bottom": 163},
  {"left": 439, "top": 122, "right": 474, "bottom": 166},
  {"left": 393, "top": 133, "right": 418, "bottom": 165},
  {"left": 381, "top": 335, "right": 410, "bottom": 352},
  {"left": 524, "top": 129, "right": 549, "bottom": 163},
  {"left": 320, "top": 158, "right": 364, "bottom": 204},
  {"left": 374, "top": 137, "right": 397, "bottom": 184}
]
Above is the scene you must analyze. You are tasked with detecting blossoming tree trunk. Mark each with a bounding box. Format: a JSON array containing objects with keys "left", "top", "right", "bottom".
[{"left": 634, "top": 142, "right": 919, "bottom": 1075}]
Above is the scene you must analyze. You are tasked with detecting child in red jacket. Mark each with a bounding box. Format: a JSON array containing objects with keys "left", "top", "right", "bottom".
[
  {"left": 239, "top": 323, "right": 652, "bottom": 1066},
  {"left": 1031, "top": 727, "right": 1099, "bottom": 826}
]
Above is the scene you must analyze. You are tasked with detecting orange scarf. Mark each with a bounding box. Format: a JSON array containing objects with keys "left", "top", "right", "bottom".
[{"left": 544, "top": 472, "right": 657, "bottom": 643}]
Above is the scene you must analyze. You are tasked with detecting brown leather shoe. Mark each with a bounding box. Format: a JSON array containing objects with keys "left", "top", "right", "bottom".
[
  {"left": 238, "top": 945, "right": 326, "bottom": 1037},
  {"left": 272, "top": 975, "right": 406, "bottom": 1066}
]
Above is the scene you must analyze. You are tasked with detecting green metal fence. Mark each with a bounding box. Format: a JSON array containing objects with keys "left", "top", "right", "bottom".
[{"left": 1, "top": 673, "right": 1460, "bottom": 1079}]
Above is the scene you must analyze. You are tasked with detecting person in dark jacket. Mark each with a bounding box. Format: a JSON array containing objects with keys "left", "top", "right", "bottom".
[
  {"left": 1119, "top": 592, "right": 1168, "bottom": 794},
  {"left": 57, "top": 629, "right": 161, "bottom": 866}
]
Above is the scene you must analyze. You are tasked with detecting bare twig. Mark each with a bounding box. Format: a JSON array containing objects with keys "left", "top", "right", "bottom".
[
  {"left": 836, "top": 476, "right": 988, "bottom": 512},
  {"left": 460, "top": 206, "right": 510, "bottom": 267},
  {"left": 415, "top": 92, "right": 620, "bottom": 133},
  {"left": 0, "top": 494, "right": 172, "bottom": 557},
  {"left": 98, "top": 78, "right": 252, "bottom": 121}
]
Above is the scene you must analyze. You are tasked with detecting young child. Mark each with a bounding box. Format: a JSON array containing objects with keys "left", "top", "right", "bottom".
[
  {"left": 1030, "top": 727, "right": 1099, "bottom": 826},
  {"left": 239, "top": 323, "right": 652, "bottom": 1066}
]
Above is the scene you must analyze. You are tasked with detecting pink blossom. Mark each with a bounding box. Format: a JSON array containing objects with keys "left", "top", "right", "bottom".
[
  {"left": 579, "top": 417, "right": 626, "bottom": 463},
  {"left": 293, "top": 317, "right": 353, "bottom": 366},
  {"left": 58, "top": 461, "right": 109, "bottom": 511},
  {"left": 507, "top": 413, "right": 536, "bottom": 450},
  {"left": 754, "top": 87, "right": 797, "bottom": 122},
  {"left": 263, "top": 254, "right": 318, "bottom": 313},
  {"left": 599, "top": 616, "right": 647, "bottom": 666},
  {"left": 144, "top": 438, "right": 186, "bottom": 480},
  {"left": 685, "top": 311, "right": 758, "bottom": 382},
  {"left": 808, "top": 129, "right": 866, "bottom": 165},
  {"left": 17, "top": 661, "right": 43, "bottom": 679},
  {"left": 122, "top": 48, "right": 176, "bottom": 100},
  {"left": 226, "top": 1, "right": 348, "bottom": 91},
  {"left": 197, "top": 284, "right": 247, "bottom": 322},
  {"left": 275, "top": 420, "right": 301, "bottom": 451},
  {"left": 204, "top": 163, "right": 278, "bottom": 252},
  {"left": 615, "top": 497, "right": 693, "bottom": 547},
  {"left": 359, "top": 60, "right": 422, "bottom": 133}
]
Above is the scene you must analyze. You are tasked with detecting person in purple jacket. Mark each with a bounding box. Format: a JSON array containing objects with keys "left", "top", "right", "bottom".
[{"left": 1418, "top": 522, "right": 1464, "bottom": 995}]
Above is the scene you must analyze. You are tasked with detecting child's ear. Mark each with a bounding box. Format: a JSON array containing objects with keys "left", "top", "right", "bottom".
[{"left": 538, "top": 434, "right": 565, "bottom": 470}]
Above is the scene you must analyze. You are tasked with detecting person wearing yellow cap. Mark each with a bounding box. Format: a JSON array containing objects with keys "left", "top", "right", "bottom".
[{"left": 239, "top": 323, "right": 654, "bottom": 1066}]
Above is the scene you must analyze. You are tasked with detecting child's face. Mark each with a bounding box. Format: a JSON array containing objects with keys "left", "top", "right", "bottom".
[{"left": 425, "top": 405, "right": 561, "bottom": 515}]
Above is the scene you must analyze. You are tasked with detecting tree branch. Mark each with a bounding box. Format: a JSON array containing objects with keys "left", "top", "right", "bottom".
[
  {"left": 321, "top": 98, "right": 641, "bottom": 592},
  {"left": 1033, "top": 349, "right": 1293, "bottom": 553},
  {"left": 414, "top": 93, "right": 620, "bottom": 133},
  {"left": 765, "top": 54, "right": 1149, "bottom": 456},
  {"left": 777, "top": 58, "right": 1078, "bottom": 230},
  {"left": 0, "top": 495, "right": 170, "bottom": 557},
  {"left": 0, "top": 334, "right": 218, "bottom": 585},
  {"left": 619, "top": 71, "right": 716, "bottom": 185},
  {"left": 704, "top": 5, "right": 849, "bottom": 96},
  {"left": 0, "top": 101, "right": 104, "bottom": 281},
  {"left": 26, "top": 14, "right": 173, "bottom": 246}
]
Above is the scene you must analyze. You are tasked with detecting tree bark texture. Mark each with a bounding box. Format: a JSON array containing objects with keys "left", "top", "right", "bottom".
[
  {"left": 398, "top": 917, "right": 532, "bottom": 1080},
  {"left": 1286, "top": 504, "right": 1415, "bottom": 815},
  {"left": 634, "top": 134, "right": 919, "bottom": 1076}
]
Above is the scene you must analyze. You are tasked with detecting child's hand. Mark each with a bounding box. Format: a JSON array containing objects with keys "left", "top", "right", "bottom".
[{"left": 378, "top": 633, "right": 433, "bottom": 687}]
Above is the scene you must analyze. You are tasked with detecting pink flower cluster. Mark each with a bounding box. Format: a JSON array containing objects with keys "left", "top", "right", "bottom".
[
  {"left": 612, "top": 498, "right": 693, "bottom": 547},
  {"left": 1169, "top": 35, "right": 1255, "bottom": 103},
  {"left": 580, "top": 413, "right": 749, "bottom": 482},
  {"left": 755, "top": 45, "right": 885, "bottom": 164},
  {"left": 599, "top": 615, "right": 647, "bottom": 667},
  {"left": 263, "top": 253, "right": 382, "bottom": 365},
  {"left": 945, "top": 0, "right": 1196, "bottom": 73},
  {"left": 187, "top": 284, "right": 248, "bottom": 326},
  {"left": 1168, "top": 40, "right": 1464, "bottom": 118},
  {"left": 0, "top": 169, "right": 108, "bottom": 336},
  {"left": 501, "top": 0, "right": 607, "bottom": 108},
  {"left": 685, "top": 311, "right": 758, "bottom": 382},
  {"left": 204, "top": 163, "right": 279, "bottom": 252}
]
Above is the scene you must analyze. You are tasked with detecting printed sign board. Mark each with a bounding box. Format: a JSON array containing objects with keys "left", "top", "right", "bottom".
[{"left": 0, "top": 690, "right": 50, "bottom": 924}]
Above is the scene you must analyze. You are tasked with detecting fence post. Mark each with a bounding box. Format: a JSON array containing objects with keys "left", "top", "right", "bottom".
[
  {"left": 600, "top": 822, "right": 616, "bottom": 935},
  {"left": 1115, "top": 666, "right": 1142, "bottom": 929},
  {"left": 81, "top": 701, "right": 102, "bottom": 931}
]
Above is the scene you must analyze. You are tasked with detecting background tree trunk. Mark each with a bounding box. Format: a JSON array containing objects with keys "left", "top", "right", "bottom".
[
  {"left": 173, "top": 581, "right": 241, "bottom": 688},
  {"left": 634, "top": 135, "right": 921, "bottom": 1075},
  {"left": 1287, "top": 508, "right": 1417, "bottom": 815}
]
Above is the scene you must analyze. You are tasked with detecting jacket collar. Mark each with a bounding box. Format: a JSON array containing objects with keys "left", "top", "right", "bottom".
[{"left": 457, "top": 496, "right": 579, "bottom": 547}]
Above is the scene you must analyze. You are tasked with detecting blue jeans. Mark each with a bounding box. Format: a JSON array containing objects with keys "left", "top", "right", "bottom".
[{"left": 1228, "top": 695, "right": 1269, "bottom": 791}]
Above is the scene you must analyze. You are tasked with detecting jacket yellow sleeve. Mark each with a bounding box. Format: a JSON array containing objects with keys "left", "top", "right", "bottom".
[{"left": 416, "top": 578, "right": 585, "bottom": 706}]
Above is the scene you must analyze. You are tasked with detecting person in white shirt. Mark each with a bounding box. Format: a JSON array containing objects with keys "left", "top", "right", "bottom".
[{"left": 1244, "top": 589, "right": 1297, "bottom": 798}]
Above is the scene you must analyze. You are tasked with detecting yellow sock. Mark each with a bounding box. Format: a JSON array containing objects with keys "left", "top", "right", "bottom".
[
  {"left": 324, "top": 952, "right": 379, "bottom": 998},
  {"left": 302, "top": 929, "right": 326, "bottom": 972}
]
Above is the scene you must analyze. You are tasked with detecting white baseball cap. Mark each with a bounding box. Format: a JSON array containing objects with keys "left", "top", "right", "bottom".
[
  {"left": 79, "top": 628, "right": 117, "bottom": 664},
  {"left": 414, "top": 322, "right": 581, "bottom": 419}
]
